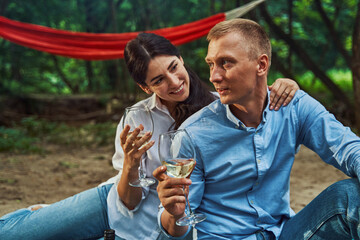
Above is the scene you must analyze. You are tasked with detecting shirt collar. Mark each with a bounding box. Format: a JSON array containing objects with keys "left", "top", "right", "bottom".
[
  {"left": 150, "top": 93, "right": 172, "bottom": 115},
  {"left": 148, "top": 93, "right": 158, "bottom": 110},
  {"left": 225, "top": 104, "right": 241, "bottom": 127},
  {"left": 225, "top": 90, "right": 270, "bottom": 129}
]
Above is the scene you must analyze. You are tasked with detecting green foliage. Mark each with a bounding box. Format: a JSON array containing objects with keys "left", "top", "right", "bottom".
[
  {"left": 0, "top": 126, "right": 42, "bottom": 153},
  {"left": 0, "top": 0, "right": 358, "bottom": 124},
  {"left": 0, "top": 117, "right": 117, "bottom": 154},
  {"left": 0, "top": 0, "right": 243, "bottom": 96}
]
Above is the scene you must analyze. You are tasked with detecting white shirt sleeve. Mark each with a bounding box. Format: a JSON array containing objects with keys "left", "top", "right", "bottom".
[{"left": 112, "top": 117, "right": 125, "bottom": 172}]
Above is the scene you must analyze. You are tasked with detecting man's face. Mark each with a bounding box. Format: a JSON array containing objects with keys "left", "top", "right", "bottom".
[{"left": 205, "top": 32, "right": 259, "bottom": 106}]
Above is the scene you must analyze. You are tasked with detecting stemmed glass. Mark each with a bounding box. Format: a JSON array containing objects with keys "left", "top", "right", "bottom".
[
  {"left": 122, "top": 105, "right": 156, "bottom": 187},
  {"left": 158, "top": 129, "right": 206, "bottom": 226}
]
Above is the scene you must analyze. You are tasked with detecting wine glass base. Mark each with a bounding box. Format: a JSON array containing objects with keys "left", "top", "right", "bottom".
[
  {"left": 176, "top": 213, "right": 206, "bottom": 226},
  {"left": 129, "top": 178, "right": 156, "bottom": 188}
]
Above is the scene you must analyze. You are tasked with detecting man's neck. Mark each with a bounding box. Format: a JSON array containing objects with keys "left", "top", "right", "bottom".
[{"left": 229, "top": 94, "right": 268, "bottom": 128}]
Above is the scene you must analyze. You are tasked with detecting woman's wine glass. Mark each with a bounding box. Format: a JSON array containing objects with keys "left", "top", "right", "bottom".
[
  {"left": 158, "top": 129, "right": 206, "bottom": 226},
  {"left": 122, "top": 105, "right": 156, "bottom": 187}
]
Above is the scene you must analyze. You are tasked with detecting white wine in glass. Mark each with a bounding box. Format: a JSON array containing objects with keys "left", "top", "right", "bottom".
[
  {"left": 122, "top": 105, "right": 156, "bottom": 187},
  {"left": 162, "top": 158, "right": 195, "bottom": 178},
  {"left": 158, "top": 129, "right": 206, "bottom": 226}
]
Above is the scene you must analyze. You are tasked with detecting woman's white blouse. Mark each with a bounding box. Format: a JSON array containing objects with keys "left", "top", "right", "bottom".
[{"left": 106, "top": 93, "right": 175, "bottom": 240}]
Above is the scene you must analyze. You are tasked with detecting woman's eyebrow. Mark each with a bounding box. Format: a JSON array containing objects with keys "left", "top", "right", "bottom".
[
  {"left": 150, "top": 74, "right": 162, "bottom": 83},
  {"left": 167, "top": 60, "right": 176, "bottom": 70}
]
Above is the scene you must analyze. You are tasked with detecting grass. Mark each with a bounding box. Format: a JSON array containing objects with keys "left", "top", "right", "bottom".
[{"left": 0, "top": 117, "right": 117, "bottom": 154}]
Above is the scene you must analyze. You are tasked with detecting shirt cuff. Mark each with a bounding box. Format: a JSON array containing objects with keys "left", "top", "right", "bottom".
[
  {"left": 113, "top": 178, "right": 149, "bottom": 217},
  {"left": 157, "top": 205, "right": 191, "bottom": 239}
]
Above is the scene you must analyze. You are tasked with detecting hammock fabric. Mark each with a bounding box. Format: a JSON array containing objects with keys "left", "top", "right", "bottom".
[
  {"left": 0, "top": 0, "right": 264, "bottom": 60},
  {"left": 0, "top": 14, "right": 224, "bottom": 61}
]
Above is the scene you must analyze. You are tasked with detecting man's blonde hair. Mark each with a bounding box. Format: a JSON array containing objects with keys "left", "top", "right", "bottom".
[{"left": 207, "top": 18, "right": 271, "bottom": 65}]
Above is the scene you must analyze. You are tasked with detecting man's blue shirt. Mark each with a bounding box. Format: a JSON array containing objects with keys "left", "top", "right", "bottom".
[{"left": 176, "top": 90, "right": 360, "bottom": 240}]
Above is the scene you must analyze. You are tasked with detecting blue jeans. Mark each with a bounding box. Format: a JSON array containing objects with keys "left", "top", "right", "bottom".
[
  {"left": 0, "top": 184, "right": 113, "bottom": 240},
  {"left": 279, "top": 178, "right": 360, "bottom": 240}
]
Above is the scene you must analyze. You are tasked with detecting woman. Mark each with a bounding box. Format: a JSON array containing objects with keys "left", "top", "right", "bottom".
[{"left": 0, "top": 33, "right": 298, "bottom": 240}]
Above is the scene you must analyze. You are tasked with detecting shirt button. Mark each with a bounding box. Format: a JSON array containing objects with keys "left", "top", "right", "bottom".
[
  {"left": 257, "top": 159, "right": 261, "bottom": 164},
  {"left": 235, "top": 125, "right": 239, "bottom": 129},
  {"left": 241, "top": 124, "right": 245, "bottom": 128},
  {"left": 255, "top": 182, "right": 259, "bottom": 186},
  {"left": 250, "top": 200, "right": 254, "bottom": 204},
  {"left": 257, "top": 220, "right": 261, "bottom": 224}
]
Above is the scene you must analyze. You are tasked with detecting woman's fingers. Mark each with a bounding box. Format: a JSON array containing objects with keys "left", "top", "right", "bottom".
[
  {"left": 133, "top": 131, "right": 152, "bottom": 149},
  {"left": 269, "top": 78, "right": 299, "bottom": 110},
  {"left": 281, "top": 88, "right": 296, "bottom": 107},
  {"left": 269, "top": 79, "right": 286, "bottom": 110},
  {"left": 134, "top": 139, "right": 155, "bottom": 158},
  {"left": 122, "top": 127, "right": 140, "bottom": 152},
  {"left": 120, "top": 124, "right": 131, "bottom": 146}
]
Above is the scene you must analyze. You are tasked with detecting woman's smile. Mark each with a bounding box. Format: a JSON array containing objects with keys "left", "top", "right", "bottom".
[{"left": 171, "top": 83, "right": 184, "bottom": 95}]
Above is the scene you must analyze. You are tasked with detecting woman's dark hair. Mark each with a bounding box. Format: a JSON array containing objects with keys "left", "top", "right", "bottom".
[{"left": 124, "top": 33, "right": 217, "bottom": 129}]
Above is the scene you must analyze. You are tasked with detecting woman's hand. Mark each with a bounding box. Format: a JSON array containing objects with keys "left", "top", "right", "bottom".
[
  {"left": 117, "top": 124, "right": 154, "bottom": 210},
  {"left": 268, "top": 78, "right": 299, "bottom": 111},
  {"left": 120, "top": 124, "right": 154, "bottom": 178}
]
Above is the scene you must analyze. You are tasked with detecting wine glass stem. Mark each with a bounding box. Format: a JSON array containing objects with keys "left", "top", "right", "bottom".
[
  {"left": 183, "top": 186, "right": 193, "bottom": 216},
  {"left": 139, "top": 160, "right": 145, "bottom": 180}
]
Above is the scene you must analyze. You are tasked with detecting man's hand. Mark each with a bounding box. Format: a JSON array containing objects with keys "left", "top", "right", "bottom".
[
  {"left": 153, "top": 166, "right": 191, "bottom": 236},
  {"left": 153, "top": 166, "right": 191, "bottom": 217},
  {"left": 269, "top": 78, "right": 299, "bottom": 111}
]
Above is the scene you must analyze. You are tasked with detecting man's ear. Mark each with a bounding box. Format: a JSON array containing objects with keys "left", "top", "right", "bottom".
[
  {"left": 137, "top": 84, "right": 153, "bottom": 94},
  {"left": 257, "top": 54, "right": 269, "bottom": 76}
]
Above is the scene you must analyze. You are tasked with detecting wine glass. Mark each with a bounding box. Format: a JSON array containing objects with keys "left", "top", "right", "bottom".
[
  {"left": 122, "top": 105, "right": 156, "bottom": 187},
  {"left": 158, "top": 129, "right": 206, "bottom": 226}
]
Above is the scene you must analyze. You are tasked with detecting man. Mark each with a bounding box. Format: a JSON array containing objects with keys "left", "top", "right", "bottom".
[{"left": 153, "top": 18, "right": 360, "bottom": 240}]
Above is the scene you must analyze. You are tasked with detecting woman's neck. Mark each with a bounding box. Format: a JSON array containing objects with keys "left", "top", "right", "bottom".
[{"left": 160, "top": 99, "right": 178, "bottom": 117}]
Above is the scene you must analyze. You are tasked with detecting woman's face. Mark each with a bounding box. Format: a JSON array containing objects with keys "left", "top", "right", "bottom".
[{"left": 141, "top": 55, "right": 190, "bottom": 110}]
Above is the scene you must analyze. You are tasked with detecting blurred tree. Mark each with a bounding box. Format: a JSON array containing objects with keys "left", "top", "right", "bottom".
[
  {"left": 0, "top": 0, "right": 359, "bottom": 130},
  {"left": 353, "top": 1, "right": 360, "bottom": 131}
]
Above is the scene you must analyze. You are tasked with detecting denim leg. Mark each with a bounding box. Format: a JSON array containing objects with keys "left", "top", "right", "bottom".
[
  {"left": 255, "top": 230, "right": 276, "bottom": 240},
  {"left": 0, "top": 183, "right": 113, "bottom": 240},
  {"left": 279, "top": 178, "right": 360, "bottom": 240}
]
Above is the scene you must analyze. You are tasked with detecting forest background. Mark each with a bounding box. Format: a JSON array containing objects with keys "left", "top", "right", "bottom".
[{"left": 0, "top": 0, "right": 359, "bottom": 215}]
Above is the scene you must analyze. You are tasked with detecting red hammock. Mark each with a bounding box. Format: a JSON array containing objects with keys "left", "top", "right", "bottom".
[
  {"left": 0, "top": 14, "right": 224, "bottom": 61},
  {"left": 0, "top": 0, "right": 264, "bottom": 60}
]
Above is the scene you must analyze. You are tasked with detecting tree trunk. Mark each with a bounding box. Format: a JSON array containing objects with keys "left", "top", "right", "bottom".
[
  {"left": 0, "top": 0, "right": 8, "bottom": 15},
  {"left": 85, "top": 61, "right": 94, "bottom": 92},
  {"left": 221, "top": 0, "right": 227, "bottom": 13},
  {"left": 51, "top": 55, "right": 78, "bottom": 93},
  {"left": 260, "top": 4, "right": 353, "bottom": 110},
  {"left": 84, "top": 0, "right": 95, "bottom": 92},
  {"left": 109, "top": 0, "right": 125, "bottom": 97},
  {"left": 352, "top": 2, "right": 360, "bottom": 132},
  {"left": 210, "top": 0, "right": 215, "bottom": 15},
  {"left": 314, "top": 0, "right": 352, "bottom": 68},
  {"left": 271, "top": 52, "right": 303, "bottom": 89},
  {"left": 288, "top": 0, "right": 293, "bottom": 72}
]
